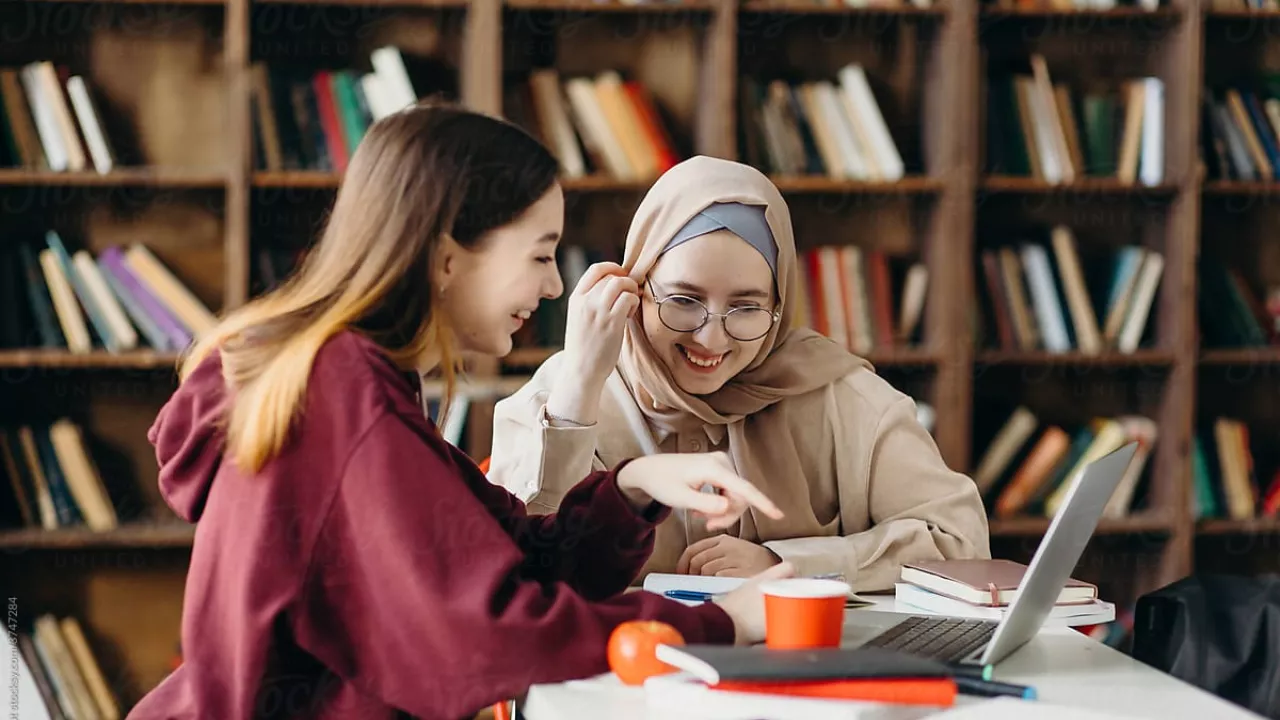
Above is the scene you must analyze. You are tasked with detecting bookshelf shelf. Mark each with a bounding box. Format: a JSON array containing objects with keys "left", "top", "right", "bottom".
[
  {"left": 421, "top": 376, "right": 534, "bottom": 399},
  {"left": 505, "top": 345, "right": 939, "bottom": 368},
  {"left": 1197, "top": 518, "right": 1280, "bottom": 535},
  {"left": 37, "top": 0, "right": 225, "bottom": 4},
  {"left": 864, "top": 347, "right": 942, "bottom": 367},
  {"left": 0, "top": 168, "right": 225, "bottom": 189},
  {"left": 980, "top": 6, "right": 1180, "bottom": 17},
  {"left": 0, "top": 523, "right": 194, "bottom": 550},
  {"left": 979, "top": 176, "right": 1180, "bottom": 196},
  {"left": 1200, "top": 348, "right": 1280, "bottom": 366},
  {"left": 990, "top": 512, "right": 1174, "bottom": 538},
  {"left": 1202, "top": 181, "right": 1280, "bottom": 197},
  {"left": 770, "top": 176, "right": 945, "bottom": 194},
  {"left": 975, "top": 350, "right": 1177, "bottom": 367},
  {"left": 504, "top": 346, "right": 559, "bottom": 367},
  {"left": 1204, "top": 7, "right": 1280, "bottom": 18},
  {"left": 251, "top": 171, "right": 340, "bottom": 189},
  {"left": 505, "top": 0, "right": 714, "bottom": 11},
  {"left": 0, "top": 350, "right": 182, "bottom": 370},
  {"left": 740, "top": 1, "right": 948, "bottom": 15},
  {"left": 258, "top": 0, "right": 466, "bottom": 4},
  {"left": 558, "top": 175, "right": 652, "bottom": 193}
]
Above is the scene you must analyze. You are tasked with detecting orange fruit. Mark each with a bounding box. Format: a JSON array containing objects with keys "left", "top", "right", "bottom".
[{"left": 606, "top": 620, "right": 685, "bottom": 686}]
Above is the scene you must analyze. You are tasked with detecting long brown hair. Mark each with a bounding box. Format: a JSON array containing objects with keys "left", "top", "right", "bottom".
[{"left": 180, "top": 101, "right": 560, "bottom": 472}]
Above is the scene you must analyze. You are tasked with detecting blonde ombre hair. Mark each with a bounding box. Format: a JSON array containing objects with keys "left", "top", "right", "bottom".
[{"left": 179, "top": 101, "right": 560, "bottom": 473}]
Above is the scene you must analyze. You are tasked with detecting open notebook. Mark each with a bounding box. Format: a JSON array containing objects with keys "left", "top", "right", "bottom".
[{"left": 643, "top": 573, "right": 874, "bottom": 607}]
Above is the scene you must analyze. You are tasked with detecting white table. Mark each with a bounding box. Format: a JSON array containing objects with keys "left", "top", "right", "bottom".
[{"left": 520, "top": 598, "right": 1263, "bottom": 720}]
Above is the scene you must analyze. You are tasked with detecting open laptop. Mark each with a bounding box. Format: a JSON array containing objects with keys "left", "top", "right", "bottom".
[{"left": 843, "top": 441, "right": 1139, "bottom": 672}]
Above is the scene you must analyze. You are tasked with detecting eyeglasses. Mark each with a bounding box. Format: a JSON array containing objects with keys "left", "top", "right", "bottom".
[{"left": 646, "top": 281, "right": 780, "bottom": 342}]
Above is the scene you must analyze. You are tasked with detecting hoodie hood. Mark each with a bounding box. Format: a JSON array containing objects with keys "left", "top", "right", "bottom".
[{"left": 149, "top": 350, "right": 229, "bottom": 523}]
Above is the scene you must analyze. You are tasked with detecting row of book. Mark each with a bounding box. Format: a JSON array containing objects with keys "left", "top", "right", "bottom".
[
  {"left": 1198, "top": 259, "right": 1280, "bottom": 348},
  {"left": 0, "top": 61, "right": 116, "bottom": 173},
  {"left": 506, "top": 68, "right": 680, "bottom": 182},
  {"left": 795, "top": 246, "right": 928, "bottom": 354},
  {"left": 0, "top": 235, "right": 215, "bottom": 354},
  {"left": 1202, "top": 84, "right": 1280, "bottom": 182},
  {"left": 1195, "top": 417, "right": 1280, "bottom": 521},
  {"left": 787, "top": 0, "right": 936, "bottom": 6},
  {"left": 739, "top": 66, "right": 906, "bottom": 182},
  {"left": 1207, "top": 0, "right": 1280, "bottom": 8},
  {"left": 985, "top": 0, "right": 1159, "bottom": 8},
  {"left": 979, "top": 230, "right": 1163, "bottom": 355},
  {"left": 986, "top": 55, "right": 1164, "bottom": 186},
  {"left": 251, "top": 46, "right": 429, "bottom": 174},
  {"left": 973, "top": 408, "right": 1157, "bottom": 520},
  {"left": 0, "top": 421, "right": 120, "bottom": 533},
  {"left": 509, "top": 243, "right": 928, "bottom": 357},
  {"left": 11, "top": 614, "right": 121, "bottom": 720}
]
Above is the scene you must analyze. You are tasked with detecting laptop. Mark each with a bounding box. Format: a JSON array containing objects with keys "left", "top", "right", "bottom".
[{"left": 843, "top": 441, "right": 1139, "bottom": 672}]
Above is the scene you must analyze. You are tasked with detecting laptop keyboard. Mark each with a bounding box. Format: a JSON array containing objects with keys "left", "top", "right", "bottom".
[{"left": 862, "top": 615, "right": 999, "bottom": 664}]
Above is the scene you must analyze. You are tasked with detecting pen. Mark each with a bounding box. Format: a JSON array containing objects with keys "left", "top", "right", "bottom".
[
  {"left": 663, "top": 590, "right": 717, "bottom": 602},
  {"left": 953, "top": 675, "right": 1036, "bottom": 700},
  {"left": 946, "top": 663, "right": 994, "bottom": 681}
]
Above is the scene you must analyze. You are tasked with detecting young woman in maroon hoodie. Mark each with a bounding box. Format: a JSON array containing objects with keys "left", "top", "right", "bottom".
[{"left": 127, "top": 103, "right": 795, "bottom": 720}]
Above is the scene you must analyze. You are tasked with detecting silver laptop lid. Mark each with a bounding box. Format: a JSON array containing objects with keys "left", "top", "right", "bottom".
[{"left": 978, "top": 442, "right": 1139, "bottom": 666}]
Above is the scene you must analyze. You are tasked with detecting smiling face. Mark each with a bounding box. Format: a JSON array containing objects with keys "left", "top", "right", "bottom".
[
  {"left": 438, "top": 183, "right": 566, "bottom": 357},
  {"left": 641, "top": 229, "right": 777, "bottom": 395}
]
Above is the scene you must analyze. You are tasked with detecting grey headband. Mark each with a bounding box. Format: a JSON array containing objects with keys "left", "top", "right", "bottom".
[{"left": 659, "top": 202, "right": 778, "bottom": 277}]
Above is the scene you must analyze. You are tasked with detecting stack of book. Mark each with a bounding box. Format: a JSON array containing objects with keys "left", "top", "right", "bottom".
[
  {"left": 739, "top": 64, "right": 905, "bottom": 182},
  {"left": 1198, "top": 258, "right": 1280, "bottom": 348},
  {"left": 794, "top": 246, "right": 928, "bottom": 354},
  {"left": 0, "top": 234, "right": 216, "bottom": 353},
  {"left": 1203, "top": 81, "right": 1280, "bottom": 182},
  {"left": 0, "top": 60, "right": 116, "bottom": 173},
  {"left": 8, "top": 614, "right": 121, "bottom": 720},
  {"left": 893, "top": 559, "right": 1116, "bottom": 627},
  {"left": 250, "top": 46, "right": 430, "bottom": 173},
  {"left": 505, "top": 68, "right": 681, "bottom": 182},
  {"left": 1194, "top": 418, "right": 1280, "bottom": 521},
  {"left": 0, "top": 419, "right": 121, "bottom": 533},
  {"left": 649, "top": 644, "right": 959, "bottom": 715},
  {"left": 972, "top": 409, "right": 1157, "bottom": 520},
  {"left": 987, "top": 54, "right": 1164, "bottom": 187},
  {"left": 978, "top": 227, "right": 1163, "bottom": 355}
]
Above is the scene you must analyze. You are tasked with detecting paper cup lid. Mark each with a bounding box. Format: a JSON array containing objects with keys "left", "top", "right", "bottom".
[{"left": 759, "top": 578, "right": 851, "bottom": 599}]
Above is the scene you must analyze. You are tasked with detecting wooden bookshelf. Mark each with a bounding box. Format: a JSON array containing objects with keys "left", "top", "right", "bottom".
[
  {"left": 4, "top": 0, "right": 1280, "bottom": 714},
  {"left": 0, "top": 350, "right": 182, "bottom": 369}
]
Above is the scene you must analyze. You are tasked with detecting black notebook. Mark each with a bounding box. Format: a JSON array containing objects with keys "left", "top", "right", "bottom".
[{"left": 654, "top": 644, "right": 954, "bottom": 685}]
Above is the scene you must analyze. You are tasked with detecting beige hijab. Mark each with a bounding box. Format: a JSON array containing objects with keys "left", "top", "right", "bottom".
[{"left": 617, "top": 156, "right": 870, "bottom": 540}]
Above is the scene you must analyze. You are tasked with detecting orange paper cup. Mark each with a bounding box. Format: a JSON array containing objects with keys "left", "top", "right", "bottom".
[{"left": 761, "top": 578, "right": 850, "bottom": 649}]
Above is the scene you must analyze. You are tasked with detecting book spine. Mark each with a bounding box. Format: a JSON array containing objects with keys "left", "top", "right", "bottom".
[
  {"left": 17, "top": 243, "right": 64, "bottom": 348},
  {"left": 100, "top": 247, "right": 191, "bottom": 351},
  {"left": 46, "top": 231, "right": 116, "bottom": 352}
]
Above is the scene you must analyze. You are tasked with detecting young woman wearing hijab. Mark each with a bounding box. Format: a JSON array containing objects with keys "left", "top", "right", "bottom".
[
  {"left": 128, "top": 107, "right": 795, "bottom": 720},
  {"left": 488, "top": 155, "right": 990, "bottom": 592}
]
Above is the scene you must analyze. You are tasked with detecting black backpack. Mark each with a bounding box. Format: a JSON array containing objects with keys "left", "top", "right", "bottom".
[{"left": 1132, "top": 574, "right": 1280, "bottom": 719}]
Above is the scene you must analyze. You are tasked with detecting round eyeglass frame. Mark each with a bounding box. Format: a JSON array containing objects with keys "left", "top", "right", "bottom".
[{"left": 646, "top": 281, "right": 781, "bottom": 342}]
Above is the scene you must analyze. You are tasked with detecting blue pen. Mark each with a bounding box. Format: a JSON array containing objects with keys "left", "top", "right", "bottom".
[{"left": 663, "top": 590, "right": 716, "bottom": 602}]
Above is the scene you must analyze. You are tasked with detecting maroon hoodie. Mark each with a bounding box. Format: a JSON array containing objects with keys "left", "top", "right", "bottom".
[{"left": 128, "top": 330, "right": 735, "bottom": 720}]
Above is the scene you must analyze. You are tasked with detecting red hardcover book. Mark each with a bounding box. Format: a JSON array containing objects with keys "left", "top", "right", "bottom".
[
  {"left": 865, "top": 250, "right": 896, "bottom": 348},
  {"left": 311, "top": 71, "right": 348, "bottom": 173},
  {"left": 711, "top": 678, "right": 957, "bottom": 707},
  {"left": 622, "top": 81, "right": 678, "bottom": 173}
]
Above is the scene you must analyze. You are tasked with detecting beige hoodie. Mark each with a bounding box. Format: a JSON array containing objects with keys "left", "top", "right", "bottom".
[{"left": 488, "top": 157, "right": 989, "bottom": 591}]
